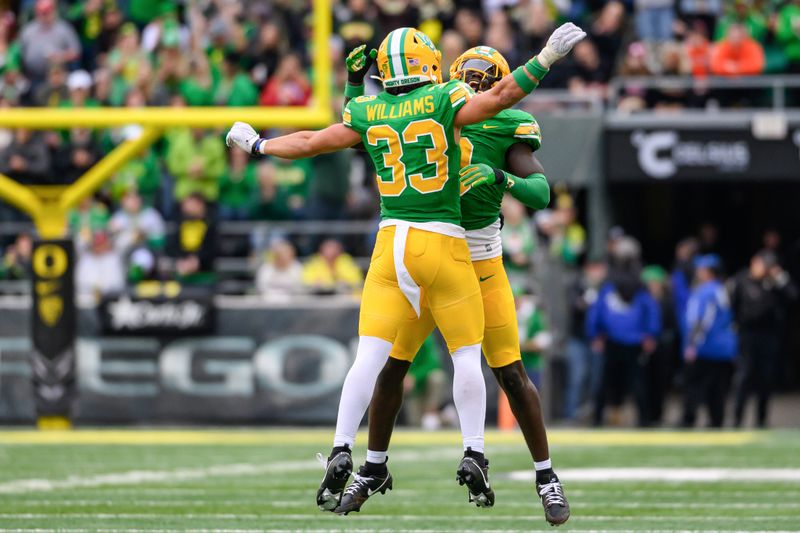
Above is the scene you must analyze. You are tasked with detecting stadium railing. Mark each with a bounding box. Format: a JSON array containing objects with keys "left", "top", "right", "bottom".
[{"left": 607, "top": 74, "right": 800, "bottom": 111}]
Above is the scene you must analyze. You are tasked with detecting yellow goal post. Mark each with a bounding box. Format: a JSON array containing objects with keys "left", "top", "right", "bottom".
[{"left": 0, "top": 0, "right": 333, "bottom": 238}]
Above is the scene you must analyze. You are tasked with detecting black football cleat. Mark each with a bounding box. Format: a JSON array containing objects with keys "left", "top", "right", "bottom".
[
  {"left": 335, "top": 464, "right": 393, "bottom": 515},
  {"left": 315, "top": 446, "right": 353, "bottom": 511},
  {"left": 537, "top": 474, "right": 570, "bottom": 526},
  {"left": 456, "top": 451, "right": 495, "bottom": 508}
]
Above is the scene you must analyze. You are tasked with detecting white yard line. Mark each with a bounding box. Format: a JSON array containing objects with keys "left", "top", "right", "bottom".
[
  {"left": 507, "top": 467, "right": 800, "bottom": 483},
  {"left": 0, "top": 448, "right": 456, "bottom": 495}
]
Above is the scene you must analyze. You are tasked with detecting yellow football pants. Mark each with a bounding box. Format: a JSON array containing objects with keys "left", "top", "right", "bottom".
[
  {"left": 390, "top": 255, "right": 521, "bottom": 368},
  {"left": 359, "top": 226, "right": 484, "bottom": 353}
]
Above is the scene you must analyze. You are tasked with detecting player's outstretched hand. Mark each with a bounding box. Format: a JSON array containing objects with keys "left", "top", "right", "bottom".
[
  {"left": 226, "top": 121, "right": 261, "bottom": 155},
  {"left": 537, "top": 22, "right": 587, "bottom": 69},
  {"left": 459, "top": 163, "right": 501, "bottom": 190},
  {"left": 346, "top": 44, "right": 378, "bottom": 85}
]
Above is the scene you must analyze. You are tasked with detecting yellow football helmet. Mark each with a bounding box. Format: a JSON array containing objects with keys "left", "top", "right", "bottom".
[
  {"left": 377, "top": 27, "right": 443, "bottom": 89},
  {"left": 450, "top": 46, "right": 511, "bottom": 93}
]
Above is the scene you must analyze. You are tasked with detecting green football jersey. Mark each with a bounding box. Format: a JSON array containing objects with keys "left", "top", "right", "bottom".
[
  {"left": 459, "top": 109, "right": 542, "bottom": 231},
  {"left": 343, "top": 79, "right": 473, "bottom": 225}
]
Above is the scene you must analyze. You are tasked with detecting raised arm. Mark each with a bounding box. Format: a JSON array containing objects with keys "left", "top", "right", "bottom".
[
  {"left": 226, "top": 122, "right": 361, "bottom": 160},
  {"left": 454, "top": 23, "right": 586, "bottom": 127}
]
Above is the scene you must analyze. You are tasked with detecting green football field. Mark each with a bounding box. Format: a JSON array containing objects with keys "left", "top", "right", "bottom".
[{"left": 0, "top": 428, "right": 798, "bottom": 532}]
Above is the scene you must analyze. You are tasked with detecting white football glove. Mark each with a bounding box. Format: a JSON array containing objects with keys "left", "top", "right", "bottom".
[
  {"left": 537, "top": 22, "right": 587, "bottom": 69},
  {"left": 226, "top": 121, "right": 261, "bottom": 155}
]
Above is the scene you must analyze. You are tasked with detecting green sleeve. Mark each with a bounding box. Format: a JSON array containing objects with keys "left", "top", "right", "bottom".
[
  {"left": 507, "top": 172, "right": 550, "bottom": 210},
  {"left": 777, "top": 8, "right": 798, "bottom": 44}
]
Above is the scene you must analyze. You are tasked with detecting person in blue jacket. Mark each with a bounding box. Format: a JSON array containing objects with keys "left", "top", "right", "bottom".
[
  {"left": 587, "top": 241, "right": 661, "bottom": 426},
  {"left": 681, "top": 254, "right": 738, "bottom": 428}
]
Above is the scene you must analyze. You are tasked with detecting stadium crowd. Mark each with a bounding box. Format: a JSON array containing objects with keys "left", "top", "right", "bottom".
[{"left": 1, "top": 0, "right": 799, "bottom": 426}]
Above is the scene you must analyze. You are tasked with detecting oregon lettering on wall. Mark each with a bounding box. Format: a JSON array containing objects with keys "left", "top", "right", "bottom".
[{"left": 30, "top": 239, "right": 76, "bottom": 418}]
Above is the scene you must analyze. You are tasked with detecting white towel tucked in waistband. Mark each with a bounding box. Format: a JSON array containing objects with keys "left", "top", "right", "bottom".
[{"left": 378, "top": 219, "right": 465, "bottom": 317}]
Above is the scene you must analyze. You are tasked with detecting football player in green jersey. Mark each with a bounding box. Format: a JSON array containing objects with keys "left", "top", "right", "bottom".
[
  {"left": 338, "top": 45, "right": 569, "bottom": 525},
  {"left": 226, "top": 23, "right": 585, "bottom": 515}
]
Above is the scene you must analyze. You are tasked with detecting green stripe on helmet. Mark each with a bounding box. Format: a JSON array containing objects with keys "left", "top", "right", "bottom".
[{"left": 397, "top": 28, "right": 410, "bottom": 76}]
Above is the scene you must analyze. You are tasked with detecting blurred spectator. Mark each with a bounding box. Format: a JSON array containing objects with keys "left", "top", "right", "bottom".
[
  {"left": 0, "top": 232, "right": 32, "bottom": 280},
  {"left": 272, "top": 154, "right": 312, "bottom": 219},
  {"left": 403, "top": 334, "right": 447, "bottom": 430},
  {"left": 63, "top": 69, "right": 97, "bottom": 108},
  {"left": 31, "top": 63, "right": 67, "bottom": 107},
  {"left": 0, "top": 129, "right": 50, "bottom": 183},
  {"left": 18, "top": 0, "right": 81, "bottom": 83},
  {"left": 301, "top": 238, "right": 363, "bottom": 294},
  {"left": 66, "top": 0, "right": 124, "bottom": 71},
  {"left": 591, "top": 1, "right": 626, "bottom": 76},
  {"left": 484, "top": 10, "right": 519, "bottom": 67},
  {"left": 165, "top": 128, "right": 226, "bottom": 203},
  {"left": 213, "top": 52, "right": 258, "bottom": 107},
  {"left": 168, "top": 193, "right": 217, "bottom": 285},
  {"left": 336, "top": 0, "right": 380, "bottom": 53},
  {"left": 518, "top": 293, "right": 552, "bottom": 389},
  {"left": 617, "top": 42, "right": 652, "bottom": 112},
  {"left": 567, "top": 39, "right": 609, "bottom": 99},
  {"left": 69, "top": 196, "right": 110, "bottom": 251},
  {"left": 108, "top": 189, "right": 166, "bottom": 256},
  {"left": 647, "top": 41, "right": 695, "bottom": 109},
  {"left": 256, "top": 239, "right": 303, "bottom": 299},
  {"left": 251, "top": 161, "right": 292, "bottom": 220},
  {"left": 641, "top": 265, "right": 677, "bottom": 426},
  {"left": 453, "top": 8, "right": 484, "bottom": 49},
  {"left": 681, "top": 254, "right": 737, "bottom": 428},
  {"left": 635, "top": 0, "right": 675, "bottom": 42},
  {"left": 671, "top": 237, "right": 699, "bottom": 343},
  {"left": 710, "top": 23, "right": 765, "bottom": 76},
  {"left": 219, "top": 147, "right": 259, "bottom": 221},
  {"left": 501, "top": 197, "right": 535, "bottom": 291},
  {"left": 439, "top": 30, "right": 466, "bottom": 82},
  {"left": 587, "top": 237, "right": 661, "bottom": 427},
  {"left": 245, "top": 21, "right": 286, "bottom": 87},
  {"left": 678, "top": 0, "right": 723, "bottom": 38},
  {"left": 550, "top": 194, "right": 585, "bottom": 265},
  {"left": 714, "top": 0, "right": 768, "bottom": 42},
  {"left": 564, "top": 258, "right": 607, "bottom": 421},
  {"left": 75, "top": 231, "right": 125, "bottom": 298},
  {"left": 730, "top": 251, "right": 797, "bottom": 427},
  {"left": 776, "top": 0, "right": 800, "bottom": 73},
  {"left": 684, "top": 23, "right": 712, "bottom": 77},
  {"left": 107, "top": 23, "right": 150, "bottom": 104},
  {"left": 53, "top": 126, "right": 99, "bottom": 183},
  {"left": 259, "top": 53, "right": 311, "bottom": 107},
  {"left": 309, "top": 151, "right": 351, "bottom": 221}
]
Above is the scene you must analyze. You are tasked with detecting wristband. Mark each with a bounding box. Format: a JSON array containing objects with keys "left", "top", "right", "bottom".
[
  {"left": 344, "top": 82, "right": 365, "bottom": 99},
  {"left": 525, "top": 56, "right": 549, "bottom": 81},
  {"left": 512, "top": 66, "right": 538, "bottom": 94},
  {"left": 252, "top": 137, "right": 265, "bottom": 155},
  {"left": 492, "top": 167, "right": 507, "bottom": 185}
]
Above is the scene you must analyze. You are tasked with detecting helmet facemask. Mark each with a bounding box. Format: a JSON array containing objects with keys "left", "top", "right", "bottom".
[{"left": 454, "top": 58, "right": 502, "bottom": 93}]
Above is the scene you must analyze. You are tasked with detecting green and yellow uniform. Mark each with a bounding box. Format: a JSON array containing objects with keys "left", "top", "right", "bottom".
[
  {"left": 343, "top": 29, "right": 484, "bottom": 354},
  {"left": 391, "top": 46, "right": 550, "bottom": 369},
  {"left": 344, "top": 79, "right": 472, "bottom": 225}
]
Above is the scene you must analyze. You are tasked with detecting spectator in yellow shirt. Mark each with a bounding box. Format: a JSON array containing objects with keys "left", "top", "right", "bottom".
[{"left": 302, "top": 239, "right": 363, "bottom": 294}]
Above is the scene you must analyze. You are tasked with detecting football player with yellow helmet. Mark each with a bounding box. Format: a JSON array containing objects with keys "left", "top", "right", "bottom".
[
  {"left": 352, "top": 44, "right": 569, "bottom": 525},
  {"left": 226, "top": 22, "right": 585, "bottom": 516}
]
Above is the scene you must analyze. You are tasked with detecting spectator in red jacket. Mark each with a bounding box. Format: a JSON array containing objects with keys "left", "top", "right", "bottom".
[
  {"left": 710, "top": 23, "right": 765, "bottom": 76},
  {"left": 259, "top": 53, "right": 311, "bottom": 107}
]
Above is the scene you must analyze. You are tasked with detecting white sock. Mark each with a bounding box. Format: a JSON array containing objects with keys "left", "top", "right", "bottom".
[
  {"left": 366, "top": 449, "right": 388, "bottom": 464},
  {"left": 451, "top": 343, "right": 486, "bottom": 453},
  {"left": 534, "top": 458, "right": 552, "bottom": 471},
  {"left": 333, "top": 336, "right": 392, "bottom": 449}
]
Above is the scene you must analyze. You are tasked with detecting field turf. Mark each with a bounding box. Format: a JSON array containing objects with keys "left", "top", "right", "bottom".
[{"left": 0, "top": 428, "right": 798, "bottom": 532}]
